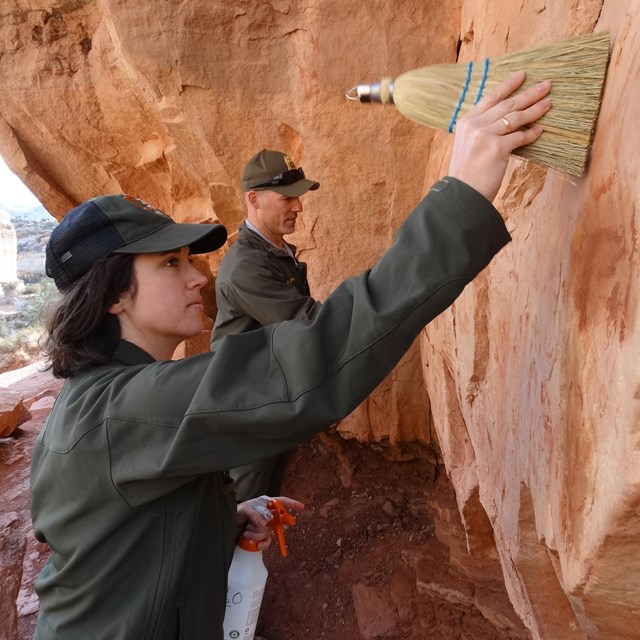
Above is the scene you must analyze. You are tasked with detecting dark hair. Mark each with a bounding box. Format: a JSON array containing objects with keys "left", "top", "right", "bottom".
[{"left": 42, "top": 253, "right": 137, "bottom": 378}]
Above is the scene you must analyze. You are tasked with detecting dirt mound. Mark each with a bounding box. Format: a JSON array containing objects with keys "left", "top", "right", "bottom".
[{"left": 260, "top": 433, "right": 531, "bottom": 640}]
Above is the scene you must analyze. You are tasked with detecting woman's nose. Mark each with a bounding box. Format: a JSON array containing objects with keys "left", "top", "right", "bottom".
[{"left": 189, "top": 262, "right": 208, "bottom": 287}]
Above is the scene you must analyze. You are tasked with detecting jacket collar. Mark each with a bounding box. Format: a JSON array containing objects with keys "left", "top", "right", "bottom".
[
  {"left": 112, "top": 340, "right": 157, "bottom": 365},
  {"left": 238, "top": 222, "right": 297, "bottom": 257}
]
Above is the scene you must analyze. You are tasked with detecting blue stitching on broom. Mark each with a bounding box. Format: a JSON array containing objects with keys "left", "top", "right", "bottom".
[
  {"left": 448, "top": 62, "right": 473, "bottom": 133},
  {"left": 474, "top": 58, "right": 490, "bottom": 104}
]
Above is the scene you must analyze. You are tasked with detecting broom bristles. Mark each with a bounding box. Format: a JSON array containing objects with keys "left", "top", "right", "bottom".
[{"left": 387, "top": 31, "right": 610, "bottom": 176}]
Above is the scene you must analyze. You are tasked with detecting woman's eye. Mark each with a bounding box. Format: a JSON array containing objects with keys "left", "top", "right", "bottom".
[{"left": 165, "top": 257, "right": 178, "bottom": 267}]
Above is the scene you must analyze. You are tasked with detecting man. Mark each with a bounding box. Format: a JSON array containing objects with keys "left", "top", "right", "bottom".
[{"left": 211, "top": 149, "right": 322, "bottom": 501}]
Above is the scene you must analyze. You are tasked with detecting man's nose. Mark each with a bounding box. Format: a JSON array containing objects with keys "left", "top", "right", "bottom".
[{"left": 291, "top": 197, "right": 303, "bottom": 212}]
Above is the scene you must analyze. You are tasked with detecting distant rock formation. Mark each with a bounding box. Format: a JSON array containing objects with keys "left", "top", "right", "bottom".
[
  {"left": 0, "top": 210, "right": 18, "bottom": 284},
  {"left": 14, "top": 217, "right": 54, "bottom": 276}
]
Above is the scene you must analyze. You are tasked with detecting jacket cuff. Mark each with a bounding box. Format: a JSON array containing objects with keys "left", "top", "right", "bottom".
[{"left": 429, "top": 176, "right": 511, "bottom": 247}]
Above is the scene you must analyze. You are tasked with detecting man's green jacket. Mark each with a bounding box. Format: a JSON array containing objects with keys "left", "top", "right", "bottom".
[
  {"left": 30, "top": 178, "right": 511, "bottom": 640},
  {"left": 211, "top": 222, "right": 321, "bottom": 352}
]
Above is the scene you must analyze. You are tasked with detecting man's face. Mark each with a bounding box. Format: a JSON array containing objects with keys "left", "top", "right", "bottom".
[{"left": 249, "top": 189, "right": 304, "bottom": 247}]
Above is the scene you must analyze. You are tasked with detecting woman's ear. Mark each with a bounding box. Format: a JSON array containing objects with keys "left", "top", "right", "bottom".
[{"left": 108, "top": 296, "right": 127, "bottom": 316}]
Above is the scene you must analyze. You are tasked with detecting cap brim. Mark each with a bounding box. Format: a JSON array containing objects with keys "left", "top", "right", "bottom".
[
  {"left": 270, "top": 179, "right": 320, "bottom": 197},
  {"left": 114, "top": 222, "right": 228, "bottom": 255}
]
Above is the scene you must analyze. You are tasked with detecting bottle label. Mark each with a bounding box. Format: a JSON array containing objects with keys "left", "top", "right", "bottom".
[{"left": 223, "top": 586, "right": 265, "bottom": 640}]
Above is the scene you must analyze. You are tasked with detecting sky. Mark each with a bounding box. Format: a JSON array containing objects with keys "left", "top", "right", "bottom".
[{"left": 0, "top": 154, "right": 41, "bottom": 208}]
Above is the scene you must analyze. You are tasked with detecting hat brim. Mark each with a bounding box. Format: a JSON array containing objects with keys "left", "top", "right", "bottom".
[
  {"left": 114, "top": 222, "right": 228, "bottom": 255},
  {"left": 264, "top": 179, "right": 320, "bottom": 197}
]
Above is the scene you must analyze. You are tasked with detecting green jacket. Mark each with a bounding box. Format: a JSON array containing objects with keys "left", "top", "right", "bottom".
[
  {"left": 30, "top": 178, "right": 510, "bottom": 640},
  {"left": 211, "top": 222, "right": 322, "bottom": 351}
]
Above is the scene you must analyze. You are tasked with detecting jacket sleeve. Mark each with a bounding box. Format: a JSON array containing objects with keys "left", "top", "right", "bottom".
[{"left": 106, "top": 178, "right": 511, "bottom": 499}]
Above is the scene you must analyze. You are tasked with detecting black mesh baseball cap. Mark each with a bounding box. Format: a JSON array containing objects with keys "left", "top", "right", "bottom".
[
  {"left": 241, "top": 150, "right": 320, "bottom": 197},
  {"left": 46, "top": 194, "right": 228, "bottom": 290}
]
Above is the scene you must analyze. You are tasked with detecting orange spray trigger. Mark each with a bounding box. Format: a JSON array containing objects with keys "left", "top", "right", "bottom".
[{"left": 266, "top": 499, "right": 297, "bottom": 557}]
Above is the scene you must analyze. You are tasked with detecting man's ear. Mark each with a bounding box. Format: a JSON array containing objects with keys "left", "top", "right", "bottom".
[{"left": 246, "top": 190, "right": 260, "bottom": 209}]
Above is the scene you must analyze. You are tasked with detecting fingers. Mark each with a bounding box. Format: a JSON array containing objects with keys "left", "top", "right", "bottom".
[
  {"left": 475, "top": 70, "right": 526, "bottom": 111},
  {"left": 236, "top": 495, "right": 304, "bottom": 529},
  {"left": 470, "top": 72, "right": 551, "bottom": 128},
  {"left": 237, "top": 496, "right": 304, "bottom": 552},
  {"left": 501, "top": 123, "right": 546, "bottom": 151},
  {"left": 237, "top": 502, "right": 271, "bottom": 528},
  {"left": 241, "top": 523, "right": 273, "bottom": 550},
  {"left": 446, "top": 72, "right": 552, "bottom": 202},
  {"left": 493, "top": 101, "right": 550, "bottom": 143},
  {"left": 474, "top": 71, "right": 551, "bottom": 115},
  {"left": 490, "top": 84, "right": 551, "bottom": 135},
  {"left": 236, "top": 500, "right": 273, "bottom": 549},
  {"left": 270, "top": 496, "right": 305, "bottom": 513}
]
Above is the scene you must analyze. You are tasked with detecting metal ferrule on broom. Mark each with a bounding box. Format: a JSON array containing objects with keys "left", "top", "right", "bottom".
[
  {"left": 346, "top": 31, "right": 611, "bottom": 177},
  {"left": 346, "top": 78, "right": 396, "bottom": 105}
]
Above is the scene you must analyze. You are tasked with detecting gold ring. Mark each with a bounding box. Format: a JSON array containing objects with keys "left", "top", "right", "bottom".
[{"left": 501, "top": 116, "right": 512, "bottom": 134}]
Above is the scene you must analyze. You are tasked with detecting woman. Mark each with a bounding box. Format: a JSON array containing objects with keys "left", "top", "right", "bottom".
[{"left": 31, "top": 72, "right": 550, "bottom": 639}]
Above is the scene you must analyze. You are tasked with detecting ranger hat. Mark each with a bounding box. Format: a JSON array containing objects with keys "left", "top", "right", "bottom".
[
  {"left": 46, "top": 194, "right": 228, "bottom": 290},
  {"left": 241, "top": 149, "right": 320, "bottom": 197}
]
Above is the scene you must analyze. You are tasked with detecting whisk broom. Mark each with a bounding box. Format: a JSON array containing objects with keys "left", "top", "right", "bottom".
[{"left": 346, "top": 31, "right": 610, "bottom": 177}]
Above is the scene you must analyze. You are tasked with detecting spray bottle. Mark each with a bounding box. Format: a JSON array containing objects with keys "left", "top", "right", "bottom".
[{"left": 223, "top": 497, "right": 296, "bottom": 640}]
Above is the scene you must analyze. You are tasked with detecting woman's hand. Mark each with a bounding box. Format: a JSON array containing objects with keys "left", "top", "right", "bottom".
[
  {"left": 236, "top": 495, "right": 305, "bottom": 551},
  {"left": 448, "top": 70, "right": 551, "bottom": 202}
]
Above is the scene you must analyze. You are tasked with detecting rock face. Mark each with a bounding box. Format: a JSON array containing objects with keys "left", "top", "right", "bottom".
[
  {"left": 0, "top": 364, "right": 63, "bottom": 640},
  {"left": 0, "top": 1, "right": 638, "bottom": 638}
]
